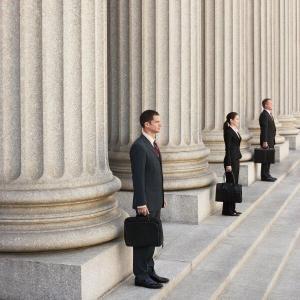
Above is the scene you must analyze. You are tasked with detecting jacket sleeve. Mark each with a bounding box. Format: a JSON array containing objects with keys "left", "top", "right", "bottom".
[
  {"left": 130, "top": 143, "right": 147, "bottom": 207},
  {"left": 260, "top": 112, "right": 269, "bottom": 143},
  {"left": 224, "top": 129, "right": 232, "bottom": 166}
]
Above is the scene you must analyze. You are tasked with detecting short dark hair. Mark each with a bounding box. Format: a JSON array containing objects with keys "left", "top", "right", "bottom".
[
  {"left": 262, "top": 98, "right": 272, "bottom": 108},
  {"left": 139, "top": 110, "right": 159, "bottom": 128}
]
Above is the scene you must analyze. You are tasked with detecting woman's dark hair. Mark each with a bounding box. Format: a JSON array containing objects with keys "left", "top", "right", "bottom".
[
  {"left": 140, "top": 110, "right": 159, "bottom": 128},
  {"left": 223, "top": 112, "right": 239, "bottom": 131}
]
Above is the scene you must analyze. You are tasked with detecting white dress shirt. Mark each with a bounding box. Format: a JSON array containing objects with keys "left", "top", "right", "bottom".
[
  {"left": 264, "top": 109, "right": 273, "bottom": 117},
  {"left": 230, "top": 125, "right": 241, "bottom": 139},
  {"left": 142, "top": 130, "right": 156, "bottom": 147}
]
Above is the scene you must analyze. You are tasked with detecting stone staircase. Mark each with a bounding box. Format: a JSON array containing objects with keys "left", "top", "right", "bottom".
[{"left": 102, "top": 150, "right": 300, "bottom": 300}]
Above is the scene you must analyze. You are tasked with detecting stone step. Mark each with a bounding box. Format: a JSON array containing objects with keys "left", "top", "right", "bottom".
[
  {"left": 218, "top": 191, "right": 300, "bottom": 299},
  {"left": 102, "top": 151, "right": 300, "bottom": 300},
  {"left": 267, "top": 233, "right": 300, "bottom": 299},
  {"left": 166, "top": 165, "right": 300, "bottom": 300}
]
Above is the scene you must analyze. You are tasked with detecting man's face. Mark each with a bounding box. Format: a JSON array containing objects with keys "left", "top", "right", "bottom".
[
  {"left": 145, "top": 115, "right": 161, "bottom": 134},
  {"left": 265, "top": 100, "right": 273, "bottom": 111}
]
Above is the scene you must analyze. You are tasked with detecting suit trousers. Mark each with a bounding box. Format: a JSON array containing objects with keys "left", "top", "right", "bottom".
[
  {"left": 261, "top": 162, "right": 271, "bottom": 179},
  {"left": 133, "top": 209, "right": 161, "bottom": 280},
  {"left": 222, "top": 159, "right": 240, "bottom": 214}
]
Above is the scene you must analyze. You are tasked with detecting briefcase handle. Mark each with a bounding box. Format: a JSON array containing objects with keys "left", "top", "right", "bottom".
[
  {"left": 136, "top": 214, "right": 150, "bottom": 221},
  {"left": 223, "top": 172, "right": 236, "bottom": 184}
]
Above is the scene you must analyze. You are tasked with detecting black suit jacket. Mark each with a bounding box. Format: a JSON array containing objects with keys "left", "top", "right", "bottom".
[
  {"left": 224, "top": 127, "right": 242, "bottom": 166},
  {"left": 130, "top": 135, "right": 164, "bottom": 212},
  {"left": 259, "top": 110, "right": 276, "bottom": 148}
]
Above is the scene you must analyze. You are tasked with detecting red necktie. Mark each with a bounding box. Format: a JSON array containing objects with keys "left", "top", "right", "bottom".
[{"left": 153, "top": 141, "right": 161, "bottom": 158}]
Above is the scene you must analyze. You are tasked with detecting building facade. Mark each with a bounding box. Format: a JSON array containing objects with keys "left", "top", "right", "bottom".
[{"left": 0, "top": 0, "right": 300, "bottom": 298}]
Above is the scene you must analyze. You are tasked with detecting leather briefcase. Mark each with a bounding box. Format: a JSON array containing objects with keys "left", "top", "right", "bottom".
[
  {"left": 253, "top": 148, "right": 275, "bottom": 164},
  {"left": 215, "top": 173, "right": 242, "bottom": 203},
  {"left": 124, "top": 215, "right": 164, "bottom": 247}
]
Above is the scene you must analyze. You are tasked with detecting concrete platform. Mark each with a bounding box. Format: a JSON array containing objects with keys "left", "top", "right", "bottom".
[
  {"left": 209, "top": 161, "right": 259, "bottom": 186},
  {"left": 116, "top": 185, "right": 219, "bottom": 224},
  {"left": 284, "top": 134, "right": 300, "bottom": 150},
  {"left": 274, "top": 140, "right": 290, "bottom": 162},
  {"left": 0, "top": 238, "right": 132, "bottom": 300}
]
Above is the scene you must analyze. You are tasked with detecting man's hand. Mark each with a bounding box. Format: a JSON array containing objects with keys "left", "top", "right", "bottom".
[
  {"left": 137, "top": 205, "right": 149, "bottom": 216},
  {"left": 226, "top": 166, "right": 232, "bottom": 172},
  {"left": 262, "top": 142, "right": 268, "bottom": 148}
]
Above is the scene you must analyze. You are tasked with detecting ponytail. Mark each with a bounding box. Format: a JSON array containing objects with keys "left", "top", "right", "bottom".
[{"left": 223, "top": 121, "right": 230, "bottom": 131}]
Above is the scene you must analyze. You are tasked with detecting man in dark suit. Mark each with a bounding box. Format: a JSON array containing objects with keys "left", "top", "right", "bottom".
[
  {"left": 259, "top": 98, "right": 277, "bottom": 182},
  {"left": 130, "top": 110, "right": 169, "bottom": 289}
]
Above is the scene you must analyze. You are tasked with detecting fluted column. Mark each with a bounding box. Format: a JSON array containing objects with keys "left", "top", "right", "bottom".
[
  {"left": 248, "top": 0, "right": 285, "bottom": 145},
  {"left": 202, "top": 0, "right": 252, "bottom": 162},
  {"left": 0, "top": 0, "right": 125, "bottom": 252},
  {"left": 108, "top": 0, "right": 215, "bottom": 191},
  {"left": 278, "top": 0, "right": 300, "bottom": 137},
  {"left": 293, "top": 0, "right": 300, "bottom": 127}
]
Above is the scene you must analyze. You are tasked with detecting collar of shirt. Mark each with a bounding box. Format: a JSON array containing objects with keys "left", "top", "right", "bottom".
[
  {"left": 229, "top": 125, "right": 239, "bottom": 133},
  {"left": 230, "top": 125, "right": 240, "bottom": 138},
  {"left": 264, "top": 109, "right": 272, "bottom": 115},
  {"left": 142, "top": 130, "right": 156, "bottom": 147}
]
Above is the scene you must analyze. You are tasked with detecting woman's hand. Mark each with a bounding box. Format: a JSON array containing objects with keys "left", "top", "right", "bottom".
[
  {"left": 137, "top": 205, "right": 150, "bottom": 216},
  {"left": 226, "top": 166, "right": 232, "bottom": 172},
  {"left": 262, "top": 142, "right": 269, "bottom": 148}
]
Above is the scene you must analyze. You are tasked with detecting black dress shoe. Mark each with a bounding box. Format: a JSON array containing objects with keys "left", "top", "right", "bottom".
[
  {"left": 261, "top": 177, "right": 276, "bottom": 182},
  {"left": 149, "top": 271, "right": 170, "bottom": 284},
  {"left": 222, "top": 211, "right": 239, "bottom": 216},
  {"left": 135, "top": 277, "right": 163, "bottom": 289},
  {"left": 269, "top": 176, "right": 277, "bottom": 181},
  {"left": 234, "top": 211, "right": 242, "bottom": 215}
]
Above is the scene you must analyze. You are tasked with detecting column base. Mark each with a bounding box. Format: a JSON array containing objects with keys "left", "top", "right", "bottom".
[
  {"left": 209, "top": 161, "right": 258, "bottom": 186},
  {"left": 274, "top": 140, "right": 290, "bottom": 161},
  {"left": 293, "top": 113, "right": 300, "bottom": 128},
  {"left": 0, "top": 238, "right": 132, "bottom": 300},
  {"left": 115, "top": 185, "right": 218, "bottom": 225},
  {"left": 203, "top": 129, "right": 253, "bottom": 162},
  {"left": 248, "top": 120, "right": 286, "bottom": 146},
  {"left": 282, "top": 134, "right": 300, "bottom": 150},
  {"left": 278, "top": 116, "right": 300, "bottom": 150},
  {"left": 250, "top": 140, "right": 290, "bottom": 162}
]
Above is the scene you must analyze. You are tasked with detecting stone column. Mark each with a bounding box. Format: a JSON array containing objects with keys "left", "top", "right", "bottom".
[
  {"left": 293, "top": 0, "right": 300, "bottom": 127},
  {"left": 108, "top": 0, "right": 216, "bottom": 224},
  {"left": 247, "top": 0, "right": 287, "bottom": 161},
  {"left": 278, "top": 0, "right": 300, "bottom": 149},
  {"left": 108, "top": 0, "right": 215, "bottom": 192},
  {"left": 202, "top": 0, "right": 252, "bottom": 168},
  {"left": 0, "top": 0, "right": 125, "bottom": 252}
]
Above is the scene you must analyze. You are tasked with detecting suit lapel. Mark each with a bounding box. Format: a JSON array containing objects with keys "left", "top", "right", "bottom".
[
  {"left": 140, "top": 135, "right": 161, "bottom": 162},
  {"left": 229, "top": 127, "right": 241, "bottom": 142}
]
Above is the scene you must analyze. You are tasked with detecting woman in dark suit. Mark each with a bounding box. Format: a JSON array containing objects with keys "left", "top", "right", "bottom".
[{"left": 223, "top": 112, "right": 242, "bottom": 216}]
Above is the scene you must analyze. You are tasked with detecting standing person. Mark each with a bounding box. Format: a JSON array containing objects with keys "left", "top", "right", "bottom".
[
  {"left": 223, "top": 112, "right": 242, "bottom": 216},
  {"left": 259, "top": 98, "right": 277, "bottom": 182},
  {"left": 130, "top": 110, "right": 169, "bottom": 289}
]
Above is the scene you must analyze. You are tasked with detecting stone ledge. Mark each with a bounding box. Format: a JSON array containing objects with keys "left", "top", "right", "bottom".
[
  {"left": 0, "top": 239, "right": 132, "bottom": 300},
  {"left": 116, "top": 185, "right": 218, "bottom": 225},
  {"left": 283, "top": 134, "right": 300, "bottom": 150},
  {"left": 209, "top": 161, "right": 259, "bottom": 186}
]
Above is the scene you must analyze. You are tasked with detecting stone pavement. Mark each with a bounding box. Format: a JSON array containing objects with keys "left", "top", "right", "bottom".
[{"left": 102, "top": 150, "right": 300, "bottom": 300}]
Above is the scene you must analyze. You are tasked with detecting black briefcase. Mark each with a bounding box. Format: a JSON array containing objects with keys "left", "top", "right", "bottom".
[
  {"left": 253, "top": 148, "right": 275, "bottom": 164},
  {"left": 215, "top": 173, "right": 242, "bottom": 203},
  {"left": 124, "top": 215, "right": 163, "bottom": 247}
]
